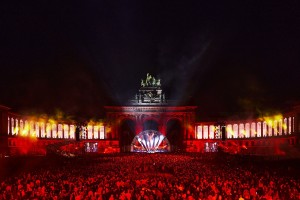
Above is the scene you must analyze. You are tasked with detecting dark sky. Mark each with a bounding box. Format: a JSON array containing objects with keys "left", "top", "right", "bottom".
[{"left": 0, "top": 1, "right": 299, "bottom": 120}]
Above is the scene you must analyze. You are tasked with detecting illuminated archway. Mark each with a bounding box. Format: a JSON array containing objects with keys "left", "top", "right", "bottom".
[
  {"left": 167, "top": 119, "right": 183, "bottom": 152},
  {"left": 119, "top": 119, "right": 136, "bottom": 152},
  {"left": 131, "top": 130, "right": 170, "bottom": 153}
]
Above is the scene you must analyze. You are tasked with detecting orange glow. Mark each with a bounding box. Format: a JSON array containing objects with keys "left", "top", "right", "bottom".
[
  {"left": 29, "top": 133, "right": 38, "bottom": 141},
  {"left": 282, "top": 124, "right": 287, "bottom": 130},
  {"left": 64, "top": 124, "right": 69, "bottom": 138},
  {"left": 22, "top": 129, "right": 28, "bottom": 136},
  {"left": 274, "top": 114, "right": 283, "bottom": 121},
  {"left": 105, "top": 126, "right": 111, "bottom": 133},
  {"left": 13, "top": 127, "right": 19, "bottom": 135},
  {"left": 30, "top": 130, "right": 36, "bottom": 137},
  {"left": 48, "top": 118, "right": 56, "bottom": 124},
  {"left": 87, "top": 120, "right": 104, "bottom": 127},
  {"left": 187, "top": 124, "right": 194, "bottom": 133},
  {"left": 259, "top": 114, "right": 282, "bottom": 121},
  {"left": 21, "top": 122, "right": 30, "bottom": 136},
  {"left": 257, "top": 114, "right": 284, "bottom": 136},
  {"left": 268, "top": 120, "right": 272, "bottom": 126},
  {"left": 46, "top": 123, "right": 51, "bottom": 132}
]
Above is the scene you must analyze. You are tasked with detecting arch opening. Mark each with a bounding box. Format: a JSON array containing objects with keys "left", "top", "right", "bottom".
[
  {"left": 167, "top": 119, "right": 183, "bottom": 152},
  {"left": 119, "top": 119, "right": 136, "bottom": 152}
]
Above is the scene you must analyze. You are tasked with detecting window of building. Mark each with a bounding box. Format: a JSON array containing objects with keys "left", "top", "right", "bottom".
[
  {"left": 233, "top": 124, "right": 238, "bottom": 138},
  {"left": 7, "top": 117, "right": 10, "bottom": 135},
  {"left": 64, "top": 124, "right": 69, "bottom": 139},
  {"left": 263, "top": 122, "right": 267, "bottom": 137},
  {"left": 35, "top": 122, "right": 40, "bottom": 138},
  {"left": 203, "top": 126, "right": 208, "bottom": 139},
  {"left": 197, "top": 125, "right": 202, "bottom": 139},
  {"left": 227, "top": 124, "right": 233, "bottom": 139},
  {"left": 100, "top": 126, "right": 105, "bottom": 139},
  {"left": 209, "top": 125, "right": 214, "bottom": 139},
  {"left": 268, "top": 121, "right": 273, "bottom": 137},
  {"left": 15, "top": 119, "right": 19, "bottom": 136},
  {"left": 245, "top": 123, "right": 250, "bottom": 138},
  {"left": 52, "top": 124, "right": 57, "bottom": 138},
  {"left": 273, "top": 120, "right": 278, "bottom": 136},
  {"left": 46, "top": 123, "right": 51, "bottom": 138},
  {"left": 11, "top": 118, "right": 15, "bottom": 135},
  {"left": 239, "top": 124, "right": 245, "bottom": 138},
  {"left": 278, "top": 119, "right": 282, "bottom": 135},
  {"left": 283, "top": 118, "right": 287, "bottom": 134},
  {"left": 70, "top": 125, "right": 75, "bottom": 139},
  {"left": 30, "top": 121, "right": 35, "bottom": 137},
  {"left": 20, "top": 120, "right": 23, "bottom": 135},
  {"left": 251, "top": 122, "right": 256, "bottom": 138},
  {"left": 57, "top": 124, "right": 63, "bottom": 138},
  {"left": 94, "top": 126, "right": 99, "bottom": 139},
  {"left": 293, "top": 117, "right": 295, "bottom": 133},
  {"left": 257, "top": 122, "right": 261, "bottom": 137},
  {"left": 289, "top": 117, "right": 292, "bottom": 134},
  {"left": 24, "top": 121, "right": 29, "bottom": 136},
  {"left": 40, "top": 122, "right": 45, "bottom": 138},
  {"left": 88, "top": 125, "right": 93, "bottom": 139}
]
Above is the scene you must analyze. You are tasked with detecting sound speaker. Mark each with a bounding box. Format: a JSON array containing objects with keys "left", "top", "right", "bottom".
[
  {"left": 221, "top": 126, "right": 226, "bottom": 141},
  {"left": 75, "top": 127, "right": 80, "bottom": 141}
]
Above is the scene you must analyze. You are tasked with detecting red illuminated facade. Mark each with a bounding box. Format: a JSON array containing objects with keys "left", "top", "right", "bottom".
[
  {"left": 1, "top": 103, "right": 300, "bottom": 156},
  {"left": 0, "top": 74, "right": 299, "bottom": 156},
  {"left": 104, "top": 105, "right": 196, "bottom": 152}
]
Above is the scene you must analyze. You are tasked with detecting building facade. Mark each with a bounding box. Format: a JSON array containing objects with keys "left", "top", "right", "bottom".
[{"left": 0, "top": 75, "right": 299, "bottom": 156}]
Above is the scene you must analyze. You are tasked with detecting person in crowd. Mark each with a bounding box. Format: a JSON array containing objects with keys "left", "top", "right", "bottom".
[{"left": 0, "top": 153, "right": 299, "bottom": 199}]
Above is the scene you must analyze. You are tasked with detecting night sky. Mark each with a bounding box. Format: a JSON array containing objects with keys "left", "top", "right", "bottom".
[{"left": 1, "top": 1, "right": 299, "bottom": 120}]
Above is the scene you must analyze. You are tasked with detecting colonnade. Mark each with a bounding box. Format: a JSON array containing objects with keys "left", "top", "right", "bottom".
[
  {"left": 195, "top": 116, "right": 295, "bottom": 140},
  {"left": 7, "top": 116, "right": 106, "bottom": 140}
]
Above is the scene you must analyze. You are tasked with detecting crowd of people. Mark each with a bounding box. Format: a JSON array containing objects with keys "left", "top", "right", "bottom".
[{"left": 0, "top": 153, "right": 300, "bottom": 199}]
